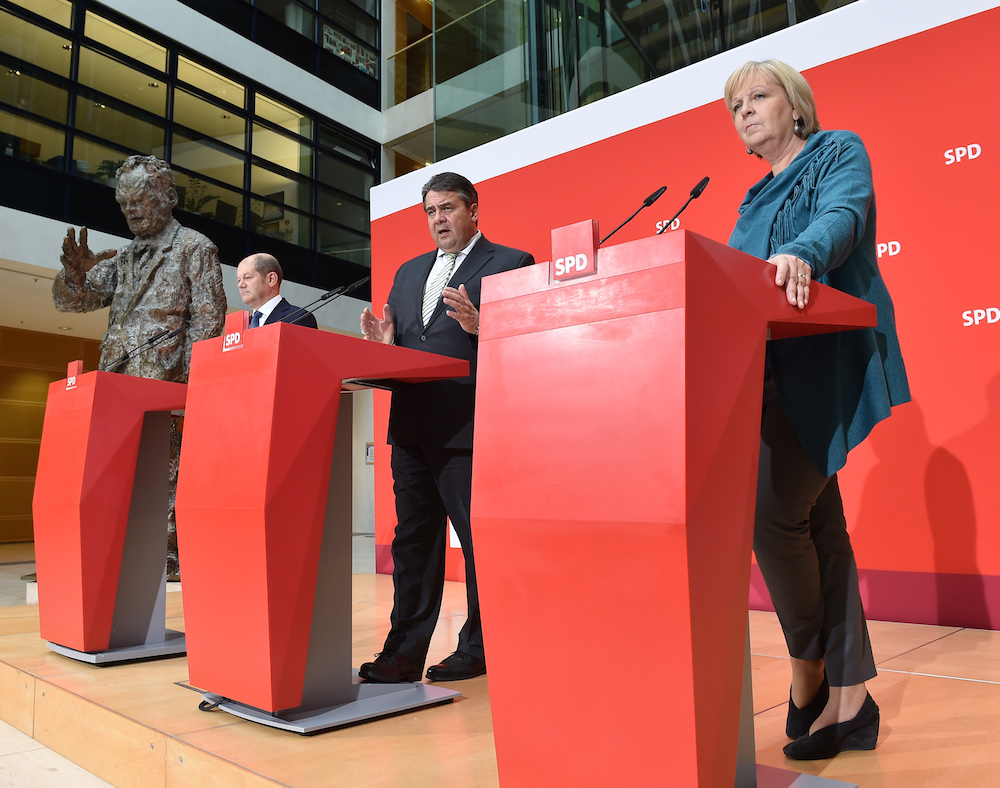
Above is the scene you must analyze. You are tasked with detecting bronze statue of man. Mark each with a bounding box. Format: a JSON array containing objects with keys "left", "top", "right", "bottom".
[
  {"left": 53, "top": 154, "right": 227, "bottom": 580},
  {"left": 54, "top": 154, "right": 226, "bottom": 379}
]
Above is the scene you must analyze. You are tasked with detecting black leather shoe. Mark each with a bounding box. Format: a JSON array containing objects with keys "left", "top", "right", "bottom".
[
  {"left": 358, "top": 650, "right": 422, "bottom": 683},
  {"left": 425, "top": 652, "right": 486, "bottom": 682},
  {"left": 783, "top": 692, "right": 879, "bottom": 760},
  {"left": 786, "top": 675, "right": 829, "bottom": 739}
]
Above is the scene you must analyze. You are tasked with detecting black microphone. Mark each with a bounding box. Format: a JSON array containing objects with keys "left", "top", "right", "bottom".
[
  {"left": 156, "top": 323, "right": 188, "bottom": 344},
  {"left": 281, "top": 276, "right": 372, "bottom": 327},
  {"left": 691, "top": 176, "right": 710, "bottom": 198},
  {"left": 656, "top": 177, "right": 710, "bottom": 235},
  {"left": 101, "top": 328, "right": 170, "bottom": 371},
  {"left": 100, "top": 324, "right": 187, "bottom": 372},
  {"left": 599, "top": 186, "right": 667, "bottom": 246}
]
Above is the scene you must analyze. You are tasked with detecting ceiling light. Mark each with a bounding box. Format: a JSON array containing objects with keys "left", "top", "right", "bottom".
[
  {"left": 148, "top": 82, "right": 159, "bottom": 88},
  {"left": 58, "top": 326, "right": 72, "bottom": 331}
]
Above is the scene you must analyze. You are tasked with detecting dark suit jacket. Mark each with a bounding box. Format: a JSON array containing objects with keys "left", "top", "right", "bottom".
[
  {"left": 265, "top": 297, "right": 318, "bottom": 328},
  {"left": 387, "top": 235, "right": 534, "bottom": 450}
]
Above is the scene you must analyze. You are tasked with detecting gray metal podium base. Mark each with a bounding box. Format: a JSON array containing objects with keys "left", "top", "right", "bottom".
[
  {"left": 757, "top": 764, "right": 858, "bottom": 788},
  {"left": 199, "top": 678, "right": 461, "bottom": 735},
  {"left": 47, "top": 630, "right": 186, "bottom": 664}
]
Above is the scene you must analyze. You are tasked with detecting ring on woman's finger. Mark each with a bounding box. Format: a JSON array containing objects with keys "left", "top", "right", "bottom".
[{"left": 797, "top": 272, "right": 807, "bottom": 279}]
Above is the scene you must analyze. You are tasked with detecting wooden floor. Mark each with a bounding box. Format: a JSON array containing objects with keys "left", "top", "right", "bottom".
[{"left": 0, "top": 571, "right": 999, "bottom": 787}]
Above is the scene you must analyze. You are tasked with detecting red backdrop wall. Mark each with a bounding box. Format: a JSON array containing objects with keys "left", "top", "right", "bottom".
[{"left": 370, "top": 7, "right": 1000, "bottom": 628}]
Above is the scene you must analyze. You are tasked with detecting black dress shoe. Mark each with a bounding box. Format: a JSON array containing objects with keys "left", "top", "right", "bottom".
[
  {"left": 358, "top": 650, "right": 422, "bottom": 683},
  {"left": 783, "top": 692, "right": 879, "bottom": 760},
  {"left": 425, "top": 652, "right": 486, "bottom": 682},
  {"left": 786, "top": 675, "right": 829, "bottom": 739}
]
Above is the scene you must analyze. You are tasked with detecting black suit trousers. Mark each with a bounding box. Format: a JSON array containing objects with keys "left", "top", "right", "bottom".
[{"left": 385, "top": 444, "right": 482, "bottom": 664}]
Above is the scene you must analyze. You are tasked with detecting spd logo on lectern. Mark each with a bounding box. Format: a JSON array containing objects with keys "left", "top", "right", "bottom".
[
  {"left": 551, "top": 219, "right": 599, "bottom": 282},
  {"left": 553, "top": 253, "right": 592, "bottom": 278},
  {"left": 222, "top": 330, "right": 244, "bottom": 352}
]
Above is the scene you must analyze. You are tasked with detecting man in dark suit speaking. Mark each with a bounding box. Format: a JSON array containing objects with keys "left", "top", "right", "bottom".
[
  {"left": 359, "top": 172, "right": 534, "bottom": 682},
  {"left": 236, "top": 252, "right": 318, "bottom": 328}
]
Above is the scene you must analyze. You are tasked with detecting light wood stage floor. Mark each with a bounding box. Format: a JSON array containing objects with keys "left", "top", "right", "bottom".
[{"left": 1, "top": 573, "right": 999, "bottom": 787}]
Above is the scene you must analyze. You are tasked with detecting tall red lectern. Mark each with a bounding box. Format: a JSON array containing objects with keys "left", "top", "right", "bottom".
[
  {"left": 471, "top": 227, "right": 872, "bottom": 787},
  {"left": 175, "top": 315, "right": 468, "bottom": 733},
  {"left": 33, "top": 363, "right": 187, "bottom": 663}
]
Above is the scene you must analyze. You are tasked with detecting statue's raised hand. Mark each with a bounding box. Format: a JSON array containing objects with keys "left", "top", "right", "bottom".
[{"left": 61, "top": 227, "right": 116, "bottom": 279}]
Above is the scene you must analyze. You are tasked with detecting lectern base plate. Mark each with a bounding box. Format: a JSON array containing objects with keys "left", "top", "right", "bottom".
[
  {"left": 199, "top": 679, "right": 461, "bottom": 734},
  {"left": 757, "top": 764, "right": 858, "bottom": 787},
  {"left": 47, "top": 630, "right": 186, "bottom": 664}
]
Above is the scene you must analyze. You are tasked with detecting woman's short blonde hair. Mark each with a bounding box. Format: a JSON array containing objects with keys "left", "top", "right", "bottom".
[{"left": 724, "top": 59, "right": 821, "bottom": 139}]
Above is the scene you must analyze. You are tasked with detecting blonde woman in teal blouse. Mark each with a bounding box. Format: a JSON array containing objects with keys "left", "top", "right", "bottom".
[{"left": 725, "top": 60, "right": 910, "bottom": 761}]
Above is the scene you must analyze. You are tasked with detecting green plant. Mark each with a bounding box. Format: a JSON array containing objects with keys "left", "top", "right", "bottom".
[
  {"left": 97, "top": 158, "right": 125, "bottom": 179},
  {"left": 183, "top": 178, "right": 220, "bottom": 212}
]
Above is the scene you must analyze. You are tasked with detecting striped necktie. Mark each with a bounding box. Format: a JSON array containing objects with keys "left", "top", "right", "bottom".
[{"left": 422, "top": 252, "right": 457, "bottom": 326}]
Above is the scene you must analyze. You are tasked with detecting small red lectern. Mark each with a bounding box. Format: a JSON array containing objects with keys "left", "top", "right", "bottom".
[
  {"left": 471, "top": 227, "right": 872, "bottom": 787},
  {"left": 33, "top": 362, "right": 187, "bottom": 663},
  {"left": 175, "top": 313, "right": 468, "bottom": 733}
]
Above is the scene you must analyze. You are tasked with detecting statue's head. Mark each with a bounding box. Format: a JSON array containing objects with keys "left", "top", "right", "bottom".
[{"left": 115, "top": 155, "right": 178, "bottom": 238}]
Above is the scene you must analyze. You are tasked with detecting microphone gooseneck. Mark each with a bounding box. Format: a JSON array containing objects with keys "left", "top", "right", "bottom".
[
  {"left": 656, "top": 176, "right": 710, "bottom": 236},
  {"left": 282, "top": 276, "right": 372, "bottom": 327},
  {"left": 100, "top": 325, "right": 185, "bottom": 372},
  {"left": 599, "top": 186, "right": 668, "bottom": 246}
]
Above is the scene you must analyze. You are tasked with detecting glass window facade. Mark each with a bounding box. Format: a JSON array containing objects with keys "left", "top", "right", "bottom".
[
  {"left": 0, "top": 63, "right": 69, "bottom": 125},
  {"left": 77, "top": 47, "right": 167, "bottom": 116},
  {"left": 0, "top": 0, "right": 377, "bottom": 292},
  {"left": 1, "top": 106, "right": 65, "bottom": 166},
  {"left": 0, "top": 7, "right": 73, "bottom": 76},
  {"left": 176, "top": 0, "right": 379, "bottom": 106},
  {"left": 85, "top": 12, "right": 167, "bottom": 71},
  {"left": 173, "top": 88, "right": 247, "bottom": 147},
  {"left": 73, "top": 93, "right": 167, "bottom": 156},
  {"left": 178, "top": 56, "right": 246, "bottom": 109},
  {"left": 171, "top": 131, "right": 246, "bottom": 189},
  {"left": 386, "top": 0, "right": 860, "bottom": 165},
  {"left": 10, "top": 0, "right": 73, "bottom": 28}
]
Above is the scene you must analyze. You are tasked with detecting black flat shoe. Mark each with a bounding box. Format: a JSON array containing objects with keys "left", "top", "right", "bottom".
[
  {"left": 786, "top": 675, "right": 829, "bottom": 739},
  {"left": 783, "top": 692, "right": 879, "bottom": 760},
  {"left": 425, "top": 651, "right": 486, "bottom": 682},
  {"left": 359, "top": 650, "right": 423, "bottom": 683}
]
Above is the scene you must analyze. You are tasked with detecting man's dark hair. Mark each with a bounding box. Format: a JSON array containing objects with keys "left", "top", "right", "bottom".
[{"left": 421, "top": 172, "right": 478, "bottom": 208}]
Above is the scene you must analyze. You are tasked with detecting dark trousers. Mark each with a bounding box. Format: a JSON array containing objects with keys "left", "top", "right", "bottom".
[
  {"left": 167, "top": 416, "right": 182, "bottom": 576},
  {"left": 755, "top": 380, "right": 876, "bottom": 686},
  {"left": 385, "top": 445, "right": 483, "bottom": 665}
]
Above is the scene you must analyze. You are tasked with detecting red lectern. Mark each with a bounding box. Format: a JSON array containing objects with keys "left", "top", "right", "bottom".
[
  {"left": 472, "top": 226, "right": 871, "bottom": 787},
  {"left": 33, "top": 362, "right": 187, "bottom": 663},
  {"left": 175, "top": 314, "right": 468, "bottom": 733}
]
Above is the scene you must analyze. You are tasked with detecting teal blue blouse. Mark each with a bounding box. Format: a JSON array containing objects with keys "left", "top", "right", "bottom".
[{"left": 729, "top": 130, "right": 910, "bottom": 477}]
